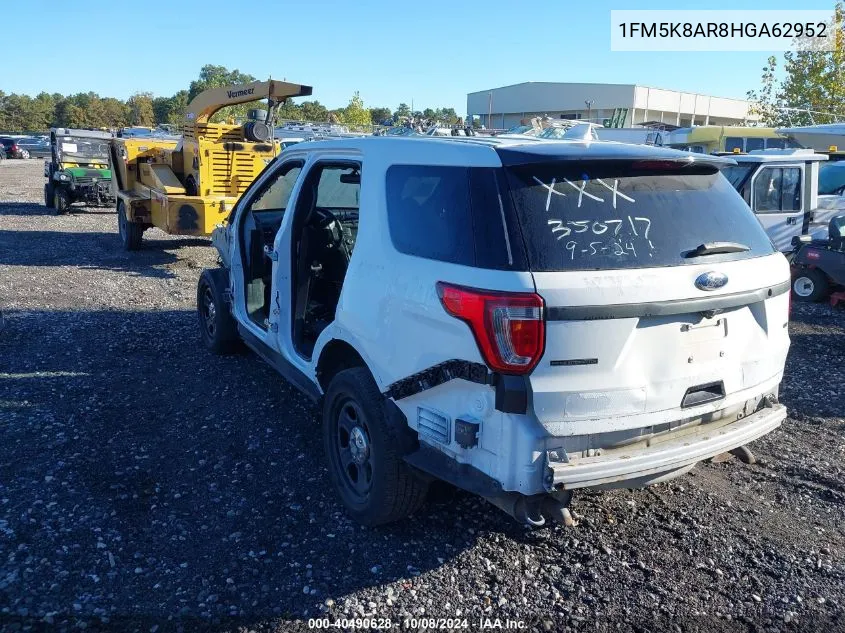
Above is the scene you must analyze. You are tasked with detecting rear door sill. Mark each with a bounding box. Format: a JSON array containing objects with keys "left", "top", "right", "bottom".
[{"left": 238, "top": 325, "right": 321, "bottom": 402}]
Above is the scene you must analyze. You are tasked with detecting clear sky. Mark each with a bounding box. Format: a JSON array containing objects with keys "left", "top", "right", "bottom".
[{"left": 1, "top": 0, "right": 837, "bottom": 114}]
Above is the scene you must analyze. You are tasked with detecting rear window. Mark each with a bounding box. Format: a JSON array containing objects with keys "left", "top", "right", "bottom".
[
  {"left": 505, "top": 160, "right": 775, "bottom": 271},
  {"left": 386, "top": 165, "right": 524, "bottom": 269}
]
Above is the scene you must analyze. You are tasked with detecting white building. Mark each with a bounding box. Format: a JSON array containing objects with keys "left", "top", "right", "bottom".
[{"left": 466, "top": 82, "right": 759, "bottom": 130}]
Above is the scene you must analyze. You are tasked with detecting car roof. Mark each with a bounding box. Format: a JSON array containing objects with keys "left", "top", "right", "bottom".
[
  {"left": 51, "top": 127, "right": 114, "bottom": 140},
  {"left": 730, "top": 148, "right": 828, "bottom": 164},
  {"left": 287, "top": 135, "right": 735, "bottom": 168}
]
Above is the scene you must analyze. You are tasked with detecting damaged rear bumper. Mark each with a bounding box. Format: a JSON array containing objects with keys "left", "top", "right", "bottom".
[{"left": 545, "top": 402, "right": 786, "bottom": 491}]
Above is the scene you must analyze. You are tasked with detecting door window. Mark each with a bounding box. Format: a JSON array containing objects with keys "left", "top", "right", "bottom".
[
  {"left": 753, "top": 167, "right": 801, "bottom": 213},
  {"left": 249, "top": 161, "right": 303, "bottom": 212},
  {"left": 780, "top": 168, "right": 801, "bottom": 210},
  {"left": 315, "top": 166, "right": 360, "bottom": 209},
  {"left": 725, "top": 137, "right": 744, "bottom": 152}
]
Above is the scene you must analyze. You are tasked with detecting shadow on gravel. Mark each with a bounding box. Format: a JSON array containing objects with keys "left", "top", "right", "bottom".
[
  {"left": 0, "top": 202, "right": 56, "bottom": 216},
  {"left": 0, "top": 230, "right": 188, "bottom": 279},
  {"left": 0, "top": 202, "right": 115, "bottom": 216},
  {"left": 0, "top": 308, "right": 499, "bottom": 628},
  {"left": 780, "top": 303, "right": 845, "bottom": 418}
]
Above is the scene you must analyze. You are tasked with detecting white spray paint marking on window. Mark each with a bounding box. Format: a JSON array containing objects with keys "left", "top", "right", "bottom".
[
  {"left": 595, "top": 179, "right": 636, "bottom": 208},
  {"left": 547, "top": 219, "right": 571, "bottom": 240},
  {"left": 633, "top": 216, "right": 654, "bottom": 248},
  {"left": 533, "top": 176, "right": 566, "bottom": 212},
  {"left": 563, "top": 179, "right": 604, "bottom": 208}
]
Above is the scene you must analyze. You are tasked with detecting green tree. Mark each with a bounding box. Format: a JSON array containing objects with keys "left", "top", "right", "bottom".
[
  {"left": 438, "top": 107, "right": 459, "bottom": 124},
  {"left": 101, "top": 98, "right": 130, "bottom": 128},
  {"left": 2, "top": 94, "right": 36, "bottom": 131},
  {"left": 748, "top": 3, "right": 845, "bottom": 125},
  {"left": 127, "top": 92, "right": 155, "bottom": 127},
  {"left": 29, "top": 92, "right": 58, "bottom": 130},
  {"left": 369, "top": 107, "right": 392, "bottom": 125},
  {"left": 152, "top": 90, "right": 188, "bottom": 126},
  {"left": 55, "top": 100, "right": 86, "bottom": 128},
  {"left": 300, "top": 100, "right": 328, "bottom": 122},
  {"left": 0, "top": 91, "right": 7, "bottom": 130},
  {"left": 188, "top": 64, "right": 257, "bottom": 123},
  {"left": 394, "top": 103, "right": 411, "bottom": 119},
  {"left": 339, "top": 92, "right": 371, "bottom": 128}
]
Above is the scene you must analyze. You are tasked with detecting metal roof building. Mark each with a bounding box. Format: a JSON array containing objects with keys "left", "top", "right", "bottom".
[{"left": 467, "top": 82, "right": 759, "bottom": 130}]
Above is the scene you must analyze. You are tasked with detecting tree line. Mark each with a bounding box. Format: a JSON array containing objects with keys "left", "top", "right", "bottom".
[
  {"left": 0, "top": 64, "right": 460, "bottom": 133},
  {"left": 747, "top": 3, "right": 845, "bottom": 126}
]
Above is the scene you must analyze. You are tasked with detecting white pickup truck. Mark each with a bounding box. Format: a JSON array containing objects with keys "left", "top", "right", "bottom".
[
  {"left": 198, "top": 136, "right": 790, "bottom": 526},
  {"left": 721, "top": 148, "right": 845, "bottom": 252}
]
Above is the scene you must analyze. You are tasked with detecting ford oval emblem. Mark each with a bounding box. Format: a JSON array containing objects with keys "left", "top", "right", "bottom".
[{"left": 695, "top": 271, "right": 728, "bottom": 291}]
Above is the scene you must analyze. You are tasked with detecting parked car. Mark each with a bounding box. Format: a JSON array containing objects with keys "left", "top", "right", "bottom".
[
  {"left": 15, "top": 136, "right": 51, "bottom": 158},
  {"left": 197, "top": 136, "right": 791, "bottom": 527},
  {"left": 0, "top": 137, "right": 31, "bottom": 159}
]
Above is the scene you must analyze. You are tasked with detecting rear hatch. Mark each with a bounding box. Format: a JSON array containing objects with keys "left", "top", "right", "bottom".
[{"left": 501, "top": 152, "right": 791, "bottom": 435}]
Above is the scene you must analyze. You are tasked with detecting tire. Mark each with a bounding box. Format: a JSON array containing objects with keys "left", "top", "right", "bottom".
[
  {"left": 54, "top": 189, "right": 69, "bottom": 215},
  {"left": 196, "top": 269, "right": 239, "bottom": 354},
  {"left": 44, "top": 183, "right": 54, "bottom": 208},
  {"left": 323, "top": 367, "right": 429, "bottom": 526},
  {"left": 117, "top": 200, "right": 143, "bottom": 251},
  {"left": 20, "top": 150, "right": 30, "bottom": 160},
  {"left": 792, "top": 268, "right": 830, "bottom": 302}
]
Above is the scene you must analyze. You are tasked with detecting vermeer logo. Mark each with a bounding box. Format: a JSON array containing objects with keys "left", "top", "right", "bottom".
[{"left": 227, "top": 88, "right": 255, "bottom": 99}]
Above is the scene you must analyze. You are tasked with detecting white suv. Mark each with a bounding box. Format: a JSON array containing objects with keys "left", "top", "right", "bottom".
[{"left": 198, "top": 136, "right": 791, "bottom": 526}]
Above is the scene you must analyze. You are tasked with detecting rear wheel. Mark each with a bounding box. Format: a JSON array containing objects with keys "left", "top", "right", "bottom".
[
  {"left": 196, "top": 269, "right": 239, "bottom": 354},
  {"left": 792, "top": 268, "right": 829, "bottom": 302},
  {"left": 117, "top": 200, "right": 142, "bottom": 251},
  {"left": 54, "top": 189, "right": 69, "bottom": 215},
  {"left": 44, "top": 183, "right": 54, "bottom": 208},
  {"left": 323, "top": 367, "right": 428, "bottom": 526}
]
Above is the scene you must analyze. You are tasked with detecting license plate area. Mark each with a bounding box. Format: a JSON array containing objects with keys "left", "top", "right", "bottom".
[{"left": 680, "top": 317, "right": 726, "bottom": 343}]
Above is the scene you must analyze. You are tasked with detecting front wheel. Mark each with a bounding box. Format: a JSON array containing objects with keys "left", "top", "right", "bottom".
[
  {"left": 117, "top": 200, "right": 142, "bottom": 250},
  {"left": 792, "top": 268, "right": 829, "bottom": 302},
  {"left": 323, "top": 367, "right": 429, "bottom": 526},
  {"left": 196, "top": 269, "right": 239, "bottom": 354},
  {"left": 44, "top": 183, "right": 54, "bottom": 208},
  {"left": 54, "top": 189, "right": 69, "bottom": 215}
]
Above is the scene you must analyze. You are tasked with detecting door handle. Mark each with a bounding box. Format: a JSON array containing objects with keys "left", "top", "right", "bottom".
[{"left": 786, "top": 217, "right": 797, "bottom": 225}]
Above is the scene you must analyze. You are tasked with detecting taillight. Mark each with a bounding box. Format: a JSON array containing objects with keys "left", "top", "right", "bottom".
[{"left": 436, "top": 282, "right": 545, "bottom": 375}]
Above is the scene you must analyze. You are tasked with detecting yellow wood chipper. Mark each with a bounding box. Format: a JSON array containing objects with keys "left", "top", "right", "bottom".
[{"left": 109, "top": 79, "right": 312, "bottom": 250}]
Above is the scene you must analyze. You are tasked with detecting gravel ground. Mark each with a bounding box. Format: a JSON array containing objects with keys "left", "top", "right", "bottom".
[{"left": 1, "top": 159, "right": 844, "bottom": 633}]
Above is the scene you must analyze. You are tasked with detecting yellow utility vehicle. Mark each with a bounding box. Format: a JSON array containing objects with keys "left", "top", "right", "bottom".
[
  {"left": 664, "top": 126, "right": 791, "bottom": 154},
  {"left": 109, "top": 79, "right": 312, "bottom": 250}
]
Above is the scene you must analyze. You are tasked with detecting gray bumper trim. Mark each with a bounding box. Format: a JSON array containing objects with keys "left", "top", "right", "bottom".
[{"left": 546, "top": 403, "right": 786, "bottom": 491}]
